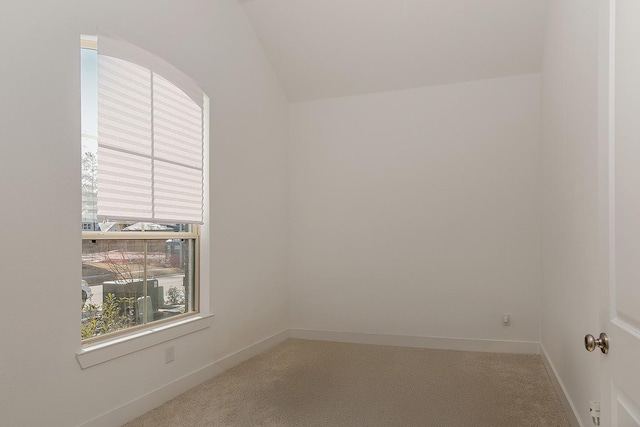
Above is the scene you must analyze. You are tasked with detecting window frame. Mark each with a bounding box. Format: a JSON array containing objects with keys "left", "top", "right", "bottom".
[
  {"left": 81, "top": 227, "right": 201, "bottom": 345},
  {"left": 78, "top": 34, "right": 210, "bottom": 358}
]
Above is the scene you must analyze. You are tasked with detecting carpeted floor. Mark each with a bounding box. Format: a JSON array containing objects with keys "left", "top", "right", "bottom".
[{"left": 124, "top": 339, "right": 571, "bottom": 427}]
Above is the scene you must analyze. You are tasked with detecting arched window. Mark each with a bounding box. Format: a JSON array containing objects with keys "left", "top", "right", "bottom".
[{"left": 80, "top": 34, "right": 206, "bottom": 342}]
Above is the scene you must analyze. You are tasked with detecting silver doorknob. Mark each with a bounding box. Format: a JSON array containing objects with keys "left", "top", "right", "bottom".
[{"left": 584, "top": 333, "right": 609, "bottom": 354}]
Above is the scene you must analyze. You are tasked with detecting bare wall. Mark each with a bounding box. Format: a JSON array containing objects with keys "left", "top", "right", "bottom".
[
  {"left": 0, "top": 1, "right": 288, "bottom": 426},
  {"left": 289, "top": 74, "right": 541, "bottom": 343},
  {"left": 540, "top": 0, "right": 600, "bottom": 425}
]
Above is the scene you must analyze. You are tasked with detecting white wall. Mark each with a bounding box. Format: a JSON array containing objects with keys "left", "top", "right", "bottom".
[
  {"left": 0, "top": 0, "right": 599, "bottom": 424},
  {"left": 289, "top": 74, "right": 541, "bottom": 344},
  {"left": 540, "top": 1, "right": 600, "bottom": 425},
  {"left": 0, "top": 1, "right": 288, "bottom": 426}
]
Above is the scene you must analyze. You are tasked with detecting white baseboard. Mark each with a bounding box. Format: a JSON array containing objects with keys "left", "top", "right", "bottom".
[
  {"left": 289, "top": 328, "right": 540, "bottom": 354},
  {"left": 540, "top": 344, "right": 583, "bottom": 427},
  {"left": 80, "top": 329, "right": 290, "bottom": 427},
  {"left": 80, "top": 329, "right": 543, "bottom": 427}
]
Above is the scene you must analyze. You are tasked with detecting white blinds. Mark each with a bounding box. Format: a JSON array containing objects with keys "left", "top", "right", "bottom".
[{"left": 97, "top": 35, "right": 204, "bottom": 224}]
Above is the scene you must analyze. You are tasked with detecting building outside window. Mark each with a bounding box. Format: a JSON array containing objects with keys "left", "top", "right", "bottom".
[{"left": 80, "top": 35, "right": 205, "bottom": 342}]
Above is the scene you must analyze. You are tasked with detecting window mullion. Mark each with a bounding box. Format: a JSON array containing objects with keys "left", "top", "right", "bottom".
[
  {"left": 143, "top": 239, "right": 148, "bottom": 325},
  {"left": 150, "top": 70, "right": 156, "bottom": 221}
]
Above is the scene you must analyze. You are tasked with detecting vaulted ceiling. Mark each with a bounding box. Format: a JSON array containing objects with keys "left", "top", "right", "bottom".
[{"left": 239, "top": 0, "right": 549, "bottom": 102}]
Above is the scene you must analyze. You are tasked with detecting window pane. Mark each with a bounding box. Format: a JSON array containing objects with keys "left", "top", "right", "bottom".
[
  {"left": 81, "top": 238, "right": 196, "bottom": 340},
  {"left": 81, "top": 47, "right": 99, "bottom": 228}
]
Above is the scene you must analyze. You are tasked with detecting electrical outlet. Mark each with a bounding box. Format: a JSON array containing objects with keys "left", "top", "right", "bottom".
[
  {"left": 503, "top": 314, "right": 511, "bottom": 326},
  {"left": 165, "top": 346, "right": 175, "bottom": 364}
]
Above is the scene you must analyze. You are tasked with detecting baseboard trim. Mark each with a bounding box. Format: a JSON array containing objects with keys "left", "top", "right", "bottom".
[
  {"left": 540, "top": 344, "right": 583, "bottom": 427},
  {"left": 80, "top": 329, "right": 543, "bottom": 426},
  {"left": 80, "top": 329, "right": 290, "bottom": 427},
  {"left": 289, "top": 329, "right": 540, "bottom": 354}
]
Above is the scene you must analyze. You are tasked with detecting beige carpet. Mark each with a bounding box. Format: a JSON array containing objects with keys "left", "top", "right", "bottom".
[{"left": 124, "top": 339, "right": 570, "bottom": 427}]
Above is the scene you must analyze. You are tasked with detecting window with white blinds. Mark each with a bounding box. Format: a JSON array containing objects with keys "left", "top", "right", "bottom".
[{"left": 97, "top": 35, "right": 204, "bottom": 224}]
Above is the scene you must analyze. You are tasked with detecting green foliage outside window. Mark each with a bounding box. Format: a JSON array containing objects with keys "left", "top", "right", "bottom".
[{"left": 81, "top": 293, "right": 135, "bottom": 340}]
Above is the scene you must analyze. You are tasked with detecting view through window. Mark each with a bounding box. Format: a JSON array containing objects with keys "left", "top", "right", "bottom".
[{"left": 81, "top": 38, "right": 203, "bottom": 341}]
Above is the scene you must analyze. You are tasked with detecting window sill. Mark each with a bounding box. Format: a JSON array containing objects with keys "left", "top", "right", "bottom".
[{"left": 76, "top": 313, "right": 215, "bottom": 369}]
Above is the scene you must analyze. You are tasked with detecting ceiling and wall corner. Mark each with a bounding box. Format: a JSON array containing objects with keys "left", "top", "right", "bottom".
[
  {"left": 240, "top": 0, "right": 594, "bottom": 423},
  {"left": 239, "top": 0, "right": 549, "bottom": 102},
  {"left": 236, "top": 0, "right": 548, "bottom": 348}
]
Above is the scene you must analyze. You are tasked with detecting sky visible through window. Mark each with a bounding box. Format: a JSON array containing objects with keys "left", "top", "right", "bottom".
[{"left": 81, "top": 48, "right": 98, "bottom": 155}]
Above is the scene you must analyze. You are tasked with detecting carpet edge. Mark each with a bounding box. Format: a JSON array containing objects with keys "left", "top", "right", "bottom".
[
  {"left": 79, "top": 329, "right": 291, "bottom": 427},
  {"left": 289, "top": 328, "right": 540, "bottom": 354}
]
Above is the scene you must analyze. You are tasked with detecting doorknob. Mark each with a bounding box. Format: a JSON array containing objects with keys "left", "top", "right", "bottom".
[{"left": 584, "top": 333, "right": 609, "bottom": 354}]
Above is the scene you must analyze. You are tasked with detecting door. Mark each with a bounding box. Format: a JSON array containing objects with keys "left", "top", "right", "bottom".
[{"left": 597, "top": 0, "right": 640, "bottom": 425}]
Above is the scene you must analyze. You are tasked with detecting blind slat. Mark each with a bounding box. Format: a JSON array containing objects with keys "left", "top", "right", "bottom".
[{"left": 97, "top": 35, "right": 204, "bottom": 224}]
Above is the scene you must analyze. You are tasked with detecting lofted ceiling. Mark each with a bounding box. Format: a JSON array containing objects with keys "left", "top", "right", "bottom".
[{"left": 239, "top": 0, "right": 549, "bottom": 102}]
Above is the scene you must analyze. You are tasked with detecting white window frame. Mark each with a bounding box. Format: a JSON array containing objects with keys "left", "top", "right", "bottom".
[{"left": 76, "top": 35, "right": 213, "bottom": 369}]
